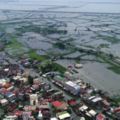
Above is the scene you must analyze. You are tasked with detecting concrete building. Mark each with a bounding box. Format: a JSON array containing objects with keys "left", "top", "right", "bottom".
[
  {"left": 64, "top": 81, "right": 80, "bottom": 96},
  {"left": 29, "top": 94, "right": 38, "bottom": 106}
]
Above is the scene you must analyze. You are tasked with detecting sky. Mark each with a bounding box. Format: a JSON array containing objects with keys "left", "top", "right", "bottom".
[
  {"left": 0, "top": 0, "right": 120, "bottom": 13},
  {"left": 1, "top": 0, "right": 120, "bottom": 3},
  {"left": 18, "top": 0, "right": 120, "bottom": 3}
]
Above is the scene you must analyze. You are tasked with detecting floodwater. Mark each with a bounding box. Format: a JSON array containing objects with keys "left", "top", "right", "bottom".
[
  {"left": 56, "top": 59, "right": 120, "bottom": 96},
  {"left": 1, "top": 0, "right": 120, "bottom": 96},
  {"left": 21, "top": 32, "right": 52, "bottom": 50},
  {"left": 79, "top": 62, "right": 120, "bottom": 96}
]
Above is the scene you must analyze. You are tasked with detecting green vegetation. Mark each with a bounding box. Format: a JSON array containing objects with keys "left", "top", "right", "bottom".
[
  {"left": 28, "top": 50, "right": 48, "bottom": 62},
  {"left": 114, "top": 97, "right": 120, "bottom": 103},
  {"left": 6, "top": 37, "right": 23, "bottom": 49},
  {"left": 108, "top": 66, "right": 120, "bottom": 74},
  {"left": 96, "top": 53, "right": 120, "bottom": 74},
  {"left": 54, "top": 42, "right": 66, "bottom": 49},
  {"left": 40, "top": 62, "right": 66, "bottom": 74},
  {"left": 75, "top": 59, "right": 81, "bottom": 64},
  {"left": 111, "top": 96, "right": 120, "bottom": 106},
  {"left": 28, "top": 75, "right": 33, "bottom": 85},
  {"left": 98, "top": 43, "right": 109, "bottom": 49},
  {"left": 98, "top": 35, "right": 120, "bottom": 44},
  {"left": 28, "top": 50, "right": 66, "bottom": 73},
  {"left": 52, "top": 62, "right": 66, "bottom": 73},
  {"left": 5, "top": 36, "right": 27, "bottom": 56}
]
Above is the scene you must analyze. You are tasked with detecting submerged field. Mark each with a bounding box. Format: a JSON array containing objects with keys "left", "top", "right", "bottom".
[{"left": 0, "top": 10, "right": 120, "bottom": 96}]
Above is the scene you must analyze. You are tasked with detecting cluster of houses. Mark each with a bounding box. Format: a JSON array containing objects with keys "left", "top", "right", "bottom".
[
  {"left": 0, "top": 57, "right": 120, "bottom": 120},
  {"left": 0, "top": 61, "right": 73, "bottom": 120}
]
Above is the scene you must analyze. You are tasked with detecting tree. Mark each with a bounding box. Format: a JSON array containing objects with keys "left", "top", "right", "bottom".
[{"left": 28, "top": 75, "right": 33, "bottom": 85}]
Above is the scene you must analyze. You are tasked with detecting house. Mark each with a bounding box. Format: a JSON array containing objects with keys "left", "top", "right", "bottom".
[
  {"left": 56, "top": 111, "right": 71, "bottom": 120},
  {"left": 0, "top": 79, "right": 7, "bottom": 86},
  {"left": 3, "top": 115, "right": 18, "bottom": 120},
  {"left": 64, "top": 71, "right": 72, "bottom": 79},
  {"left": 14, "top": 110, "right": 23, "bottom": 117},
  {"left": 22, "top": 112, "right": 32, "bottom": 120},
  {"left": 0, "top": 98, "right": 8, "bottom": 106},
  {"left": 42, "top": 108, "right": 51, "bottom": 119},
  {"left": 80, "top": 117, "right": 85, "bottom": 120},
  {"left": 33, "top": 78, "right": 41, "bottom": 84},
  {"left": 102, "top": 99, "right": 110, "bottom": 109},
  {"left": 52, "top": 101, "right": 68, "bottom": 110},
  {"left": 79, "top": 105, "right": 88, "bottom": 112},
  {"left": 39, "top": 102, "right": 50, "bottom": 110},
  {"left": 38, "top": 101, "right": 51, "bottom": 119},
  {"left": 87, "top": 96, "right": 103, "bottom": 108},
  {"left": 74, "top": 63, "right": 83, "bottom": 69},
  {"left": 5, "top": 92, "right": 16, "bottom": 103},
  {"left": 51, "top": 117, "right": 58, "bottom": 120},
  {"left": 67, "top": 99, "right": 77, "bottom": 106},
  {"left": 13, "top": 75, "right": 28, "bottom": 83},
  {"left": 64, "top": 81, "right": 80, "bottom": 96},
  {"left": 91, "top": 97, "right": 102, "bottom": 103},
  {"left": 24, "top": 105, "right": 36, "bottom": 111},
  {"left": 52, "top": 91, "right": 64, "bottom": 99},
  {"left": 88, "top": 109, "right": 97, "bottom": 117},
  {"left": 17, "top": 92, "right": 24, "bottom": 101},
  {"left": 29, "top": 94, "right": 38, "bottom": 106},
  {"left": 3, "top": 83, "right": 11, "bottom": 89},
  {"left": 96, "top": 113, "right": 106, "bottom": 120},
  {"left": 114, "top": 107, "right": 120, "bottom": 118},
  {"left": 85, "top": 109, "right": 97, "bottom": 119}
]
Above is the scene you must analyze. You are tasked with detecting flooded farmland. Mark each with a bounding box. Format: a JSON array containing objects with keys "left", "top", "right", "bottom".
[{"left": 0, "top": 1, "right": 120, "bottom": 96}]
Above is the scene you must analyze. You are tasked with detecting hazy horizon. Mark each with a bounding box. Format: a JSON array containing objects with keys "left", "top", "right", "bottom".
[{"left": 0, "top": 0, "right": 120, "bottom": 13}]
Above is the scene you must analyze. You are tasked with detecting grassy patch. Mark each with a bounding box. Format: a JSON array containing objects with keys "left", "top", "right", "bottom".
[
  {"left": 5, "top": 36, "right": 27, "bottom": 56},
  {"left": 111, "top": 96, "right": 120, "bottom": 106},
  {"left": 6, "top": 37, "right": 23, "bottom": 49},
  {"left": 52, "top": 62, "right": 66, "bottom": 73},
  {"left": 97, "top": 53, "right": 120, "bottom": 74},
  {"left": 40, "top": 62, "right": 66, "bottom": 74},
  {"left": 114, "top": 97, "right": 120, "bottom": 103},
  {"left": 108, "top": 66, "right": 120, "bottom": 74},
  {"left": 28, "top": 50, "right": 48, "bottom": 62}
]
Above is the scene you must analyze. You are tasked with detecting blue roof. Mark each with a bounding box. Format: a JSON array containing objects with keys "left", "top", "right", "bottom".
[{"left": 5, "top": 92, "right": 13, "bottom": 97}]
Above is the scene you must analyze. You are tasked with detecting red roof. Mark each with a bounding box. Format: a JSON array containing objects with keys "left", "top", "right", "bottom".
[
  {"left": 14, "top": 110, "right": 22, "bottom": 116},
  {"left": 52, "top": 101, "right": 63, "bottom": 107},
  {"left": 4, "top": 83, "right": 11, "bottom": 89},
  {"left": 45, "top": 98, "right": 53, "bottom": 102},
  {"left": 114, "top": 107, "right": 120, "bottom": 113},
  {"left": 68, "top": 99, "right": 77, "bottom": 106},
  {"left": 96, "top": 113, "right": 105, "bottom": 120}
]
